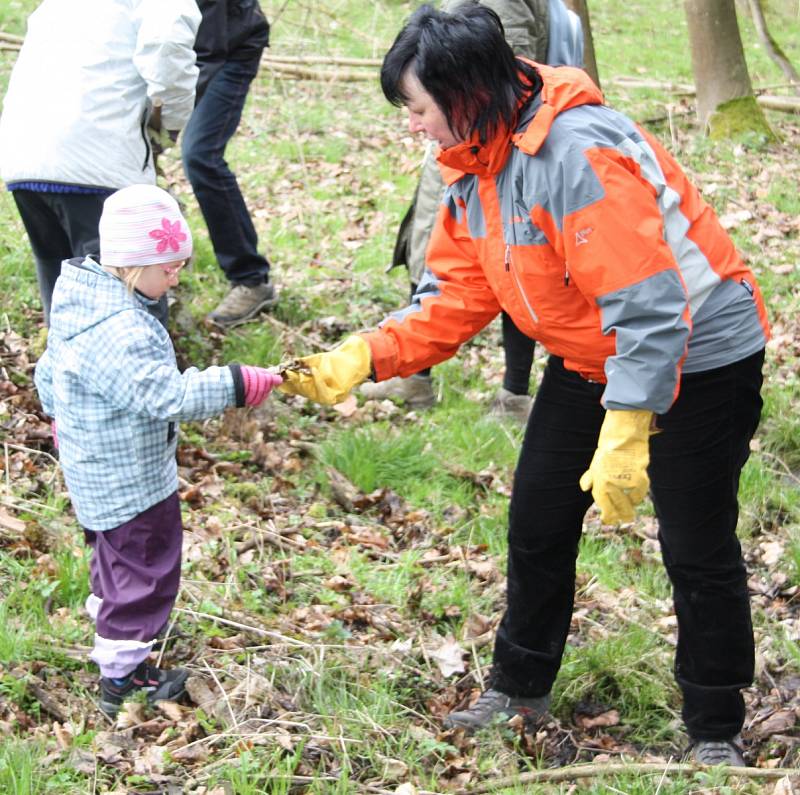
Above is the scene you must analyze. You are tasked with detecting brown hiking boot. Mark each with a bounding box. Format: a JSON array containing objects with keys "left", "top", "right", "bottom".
[
  {"left": 489, "top": 387, "right": 533, "bottom": 424},
  {"left": 207, "top": 282, "right": 277, "bottom": 328},
  {"left": 443, "top": 688, "right": 551, "bottom": 731},
  {"left": 687, "top": 736, "right": 746, "bottom": 767},
  {"left": 359, "top": 374, "right": 435, "bottom": 408}
]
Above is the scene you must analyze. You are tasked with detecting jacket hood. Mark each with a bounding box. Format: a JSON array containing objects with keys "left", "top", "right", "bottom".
[
  {"left": 436, "top": 60, "right": 604, "bottom": 183},
  {"left": 48, "top": 257, "right": 155, "bottom": 341}
]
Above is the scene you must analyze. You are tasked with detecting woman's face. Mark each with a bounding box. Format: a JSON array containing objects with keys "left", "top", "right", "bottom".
[{"left": 401, "top": 69, "right": 464, "bottom": 149}]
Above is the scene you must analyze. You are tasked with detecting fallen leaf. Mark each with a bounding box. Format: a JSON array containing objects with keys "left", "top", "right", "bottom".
[
  {"left": 0, "top": 510, "right": 25, "bottom": 533},
  {"left": 132, "top": 744, "right": 167, "bottom": 775},
  {"left": 66, "top": 748, "right": 97, "bottom": 776},
  {"left": 719, "top": 209, "right": 752, "bottom": 229},
  {"left": 169, "top": 744, "right": 209, "bottom": 764},
  {"left": 115, "top": 701, "right": 148, "bottom": 729},
  {"left": 333, "top": 394, "right": 358, "bottom": 417},
  {"left": 378, "top": 754, "right": 409, "bottom": 781},
  {"left": 52, "top": 721, "right": 73, "bottom": 750},
  {"left": 185, "top": 676, "right": 218, "bottom": 711},
  {"left": 756, "top": 709, "right": 796, "bottom": 738},
  {"left": 156, "top": 700, "right": 184, "bottom": 722},
  {"left": 429, "top": 636, "right": 466, "bottom": 677},
  {"left": 324, "top": 574, "right": 354, "bottom": 592},
  {"left": 208, "top": 633, "right": 247, "bottom": 650},
  {"left": 576, "top": 709, "right": 620, "bottom": 729},
  {"left": 760, "top": 540, "right": 784, "bottom": 567}
]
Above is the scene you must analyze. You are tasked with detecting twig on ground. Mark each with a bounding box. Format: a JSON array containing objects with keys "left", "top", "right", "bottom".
[
  {"left": 263, "top": 53, "right": 381, "bottom": 67},
  {"left": 262, "top": 62, "right": 375, "bottom": 82},
  {"left": 3, "top": 440, "right": 59, "bottom": 467},
  {"left": 462, "top": 763, "right": 800, "bottom": 793},
  {"left": 25, "top": 681, "right": 68, "bottom": 722},
  {"left": 757, "top": 95, "right": 800, "bottom": 113},
  {"left": 760, "top": 451, "right": 800, "bottom": 486},
  {"left": 173, "top": 606, "right": 312, "bottom": 648},
  {"left": 202, "top": 659, "right": 238, "bottom": 730}
]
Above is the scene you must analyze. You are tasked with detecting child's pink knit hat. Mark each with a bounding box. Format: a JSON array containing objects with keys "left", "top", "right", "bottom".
[{"left": 99, "top": 184, "right": 192, "bottom": 268}]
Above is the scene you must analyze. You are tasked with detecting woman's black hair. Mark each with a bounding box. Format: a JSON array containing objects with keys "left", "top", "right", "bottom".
[{"left": 380, "top": 1, "right": 540, "bottom": 144}]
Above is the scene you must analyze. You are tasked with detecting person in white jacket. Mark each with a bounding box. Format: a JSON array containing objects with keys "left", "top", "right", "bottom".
[{"left": 0, "top": 0, "right": 201, "bottom": 325}]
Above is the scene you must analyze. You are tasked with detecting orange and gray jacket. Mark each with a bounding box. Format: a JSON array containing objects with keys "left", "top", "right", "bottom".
[{"left": 364, "top": 62, "right": 769, "bottom": 413}]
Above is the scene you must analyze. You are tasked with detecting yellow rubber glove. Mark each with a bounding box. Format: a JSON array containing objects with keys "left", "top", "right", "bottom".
[
  {"left": 277, "top": 335, "right": 372, "bottom": 405},
  {"left": 579, "top": 409, "right": 653, "bottom": 524}
]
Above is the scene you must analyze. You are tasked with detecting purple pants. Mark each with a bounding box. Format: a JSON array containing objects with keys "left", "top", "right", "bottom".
[{"left": 84, "top": 492, "right": 183, "bottom": 678}]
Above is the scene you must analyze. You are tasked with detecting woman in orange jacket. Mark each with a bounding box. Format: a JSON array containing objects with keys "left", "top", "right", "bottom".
[{"left": 280, "top": 2, "right": 769, "bottom": 765}]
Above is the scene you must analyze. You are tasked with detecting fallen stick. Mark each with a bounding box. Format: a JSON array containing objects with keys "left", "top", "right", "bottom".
[
  {"left": 173, "top": 606, "right": 312, "bottom": 648},
  {"left": 462, "top": 762, "right": 800, "bottom": 792},
  {"left": 261, "top": 62, "right": 375, "bottom": 82},
  {"left": 757, "top": 94, "right": 800, "bottom": 113},
  {"left": 26, "top": 681, "right": 68, "bottom": 723},
  {"left": 263, "top": 53, "right": 381, "bottom": 67},
  {"left": 604, "top": 76, "right": 695, "bottom": 93}
]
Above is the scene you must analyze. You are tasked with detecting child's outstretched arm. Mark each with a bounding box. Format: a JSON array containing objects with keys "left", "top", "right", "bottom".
[
  {"left": 85, "top": 319, "right": 280, "bottom": 421},
  {"left": 237, "top": 366, "right": 282, "bottom": 407}
]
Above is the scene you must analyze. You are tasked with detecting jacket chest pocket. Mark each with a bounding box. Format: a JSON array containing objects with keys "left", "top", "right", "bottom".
[
  {"left": 504, "top": 244, "right": 540, "bottom": 324},
  {"left": 504, "top": 243, "right": 576, "bottom": 327}
]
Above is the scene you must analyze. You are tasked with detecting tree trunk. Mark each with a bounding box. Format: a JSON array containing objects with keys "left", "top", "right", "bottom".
[
  {"left": 684, "top": 0, "right": 773, "bottom": 137},
  {"left": 746, "top": 0, "right": 800, "bottom": 93},
  {"left": 563, "top": 0, "right": 600, "bottom": 90}
]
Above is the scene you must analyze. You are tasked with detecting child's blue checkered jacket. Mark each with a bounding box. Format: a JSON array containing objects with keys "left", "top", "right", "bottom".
[{"left": 34, "top": 257, "right": 246, "bottom": 531}]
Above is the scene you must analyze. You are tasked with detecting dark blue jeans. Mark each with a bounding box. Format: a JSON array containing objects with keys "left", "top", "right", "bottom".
[
  {"left": 182, "top": 57, "right": 270, "bottom": 286},
  {"left": 492, "top": 351, "right": 764, "bottom": 740}
]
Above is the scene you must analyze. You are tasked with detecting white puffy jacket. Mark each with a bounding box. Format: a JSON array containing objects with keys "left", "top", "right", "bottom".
[{"left": 0, "top": 0, "right": 201, "bottom": 189}]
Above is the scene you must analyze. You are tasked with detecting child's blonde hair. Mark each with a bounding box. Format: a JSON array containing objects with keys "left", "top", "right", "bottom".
[{"left": 106, "top": 266, "right": 145, "bottom": 294}]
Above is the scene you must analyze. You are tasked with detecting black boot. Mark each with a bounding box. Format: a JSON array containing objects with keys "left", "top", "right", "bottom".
[{"left": 99, "top": 661, "right": 189, "bottom": 718}]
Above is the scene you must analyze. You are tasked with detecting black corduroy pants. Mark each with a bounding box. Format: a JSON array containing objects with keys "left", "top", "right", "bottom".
[{"left": 491, "top": 350, "right": 764, "bottom": 740}]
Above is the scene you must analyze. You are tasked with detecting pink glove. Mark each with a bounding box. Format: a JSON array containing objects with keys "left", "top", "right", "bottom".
[
  {"left": 241, "top": 366, "right": 282, "bottom": 407},
  {"left": 51, "top": 420, "right": 59, "bottom": 450}
]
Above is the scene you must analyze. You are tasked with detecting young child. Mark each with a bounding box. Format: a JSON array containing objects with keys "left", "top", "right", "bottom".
[{"left": 34, "top": 184, "right": 282, "bottom": 718}]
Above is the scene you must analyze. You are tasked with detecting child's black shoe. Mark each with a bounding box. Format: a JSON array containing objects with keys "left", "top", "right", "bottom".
[{"left": 99, "top": 661, "right": 189, "bottom": 718}]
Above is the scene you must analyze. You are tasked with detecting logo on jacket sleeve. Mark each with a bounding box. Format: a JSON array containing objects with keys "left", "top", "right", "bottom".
[{"left": 575, "top": 226, "right": 594, "bottom": 246}]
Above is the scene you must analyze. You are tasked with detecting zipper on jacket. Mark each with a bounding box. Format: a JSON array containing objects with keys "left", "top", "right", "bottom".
[
  {"left": 564, "top": 268, "right": 570, "bottom": 287},
  {"left": 505, "top": 244, "right": 539, "bottom": 324}
]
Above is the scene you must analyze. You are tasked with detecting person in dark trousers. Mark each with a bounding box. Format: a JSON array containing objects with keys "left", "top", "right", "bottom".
[
  {"left": 360, "top": 0, "right": 583, "bottom": 422},
  {"left": 279, "top": 2, "right": 770, "bottom": 766},
  {"left": 0, "top": 0, "right": 201, "bottom": 326},
  {"left": 184, "top": 0, "right": 277, "bottom": 328}
]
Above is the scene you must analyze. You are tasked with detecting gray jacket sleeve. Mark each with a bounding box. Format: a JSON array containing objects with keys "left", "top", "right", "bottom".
[{"left": 597, "top": 270, "right": 691, "bottom": 414}]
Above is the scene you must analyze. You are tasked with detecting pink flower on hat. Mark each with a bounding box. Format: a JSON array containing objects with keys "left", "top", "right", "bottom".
[{"left": 149, "top": 217, "right": 187, "bottom": 254}]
